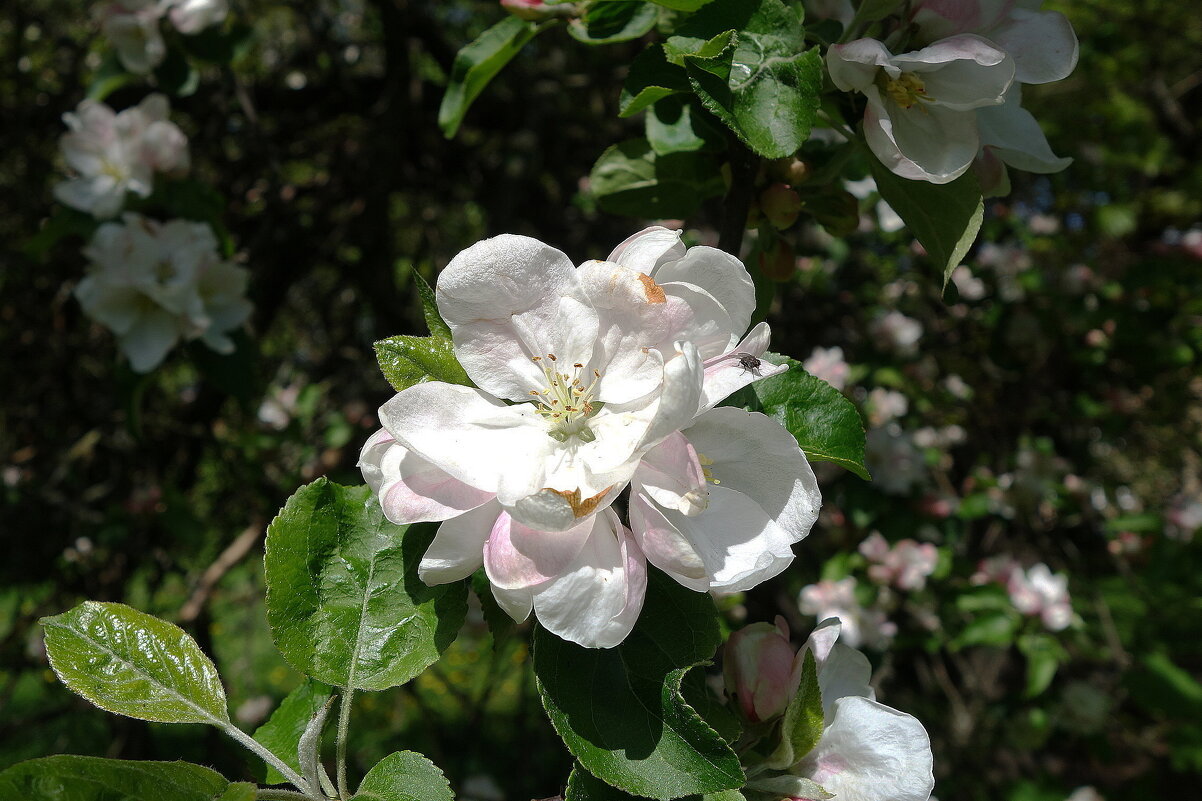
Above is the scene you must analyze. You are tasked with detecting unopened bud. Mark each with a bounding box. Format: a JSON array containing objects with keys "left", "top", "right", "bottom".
[
  {"left": 760, "top": 183, "right": 803, "bottom": 230},
  {"left": 722, "top": 617, "right": 802, "bottom": 723}
]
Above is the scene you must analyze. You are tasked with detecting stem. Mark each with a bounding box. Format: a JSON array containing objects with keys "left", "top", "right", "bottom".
[
  {"left": 817, "top": 110, "right": 857, "bottom": 143},
  {"left": 336, "top": 687, "right": 355, "bottom": 800},
  {"left": 719, "top": 142, "right": 759, "bottom": 257},
  {"left": 221, "top": 724, "right": 318, "bottom": 798},
  {"left": 256, "top": 791, "right": 315, "bottom": 801}
]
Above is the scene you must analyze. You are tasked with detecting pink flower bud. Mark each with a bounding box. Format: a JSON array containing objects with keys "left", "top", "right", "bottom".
[
  {"left": 500, "top": 0, "right": 552, "bottom": 21},
  {"left": 722, "top": 617, "right": 802, "bottom": 723}
]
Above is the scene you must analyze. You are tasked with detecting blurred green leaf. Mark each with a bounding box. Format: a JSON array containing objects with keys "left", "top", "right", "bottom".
[
  {"left": 1126, "top": 651, "right": 1202, "bottom": 720},
  {"left": 723, "top": 355, "right": 869, "bottom": 480},
  {"left": 568, "top": 1, "right": 658, "bottom": 45},
  {"left": 264, "top": 479, "right": 468, "bottom": 690},
  {"left": 439, "top": 17, "right": 553, "bottom": 138},
  {"left": 154, "top": 46, "right": 200, "bottom": 98},
  {"left": 534, "top": 571, "right": 743, "bottom": 799},
  {"left": 179, "top": 23, "right": 254, "bottom": 64},
  {"left": 41, "top": 602, "right": 229, "bottom": 725},
  {"left": 22, "top": 208, "right": 97, "bottom": 261},
  {"left": 649, "top": 0, "right": 716, "bottom": 10},
  {"left": 867, "top": 159, "right": 984, "bottom": 287},
  {"left": 373, "top": 335, "right": 472, "bottom": 393},
  {"left": 251, "top": 678, "right": 333, "bottom": 784},
  {"left": 589, "top": 138, "right": 726, "bottom": 219},
  {"left": 87, "top": 51, "right": 137, "bottom": 101},
  {"left": 0, "top": 757, "right": 240, "bottom": 801},
  {"left": 951, "top": 610, "right": 1020, "bottom": 650},
  {"left": 1017, "top": 633, "right": 1065, "bottom": 698},
  {"left": 352, "top": 751, "right": 454, "bottom": 801}
]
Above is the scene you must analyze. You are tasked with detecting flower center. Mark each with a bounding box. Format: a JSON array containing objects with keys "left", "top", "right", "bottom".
[
  {"left": 100, "top": 158, "right": 129, "bottom": 182},
  {"left": 877, "top": 71, "right": 931, "bottom": 109},
  {"left": 529, "top": 353, "right": 602, "bottom": 442}
]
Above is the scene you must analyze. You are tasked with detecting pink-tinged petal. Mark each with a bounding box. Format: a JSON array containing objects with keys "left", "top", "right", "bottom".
[
  {"left": 419, "top": 500, "right": 503, "bottom": 585},
  {"left": 607, "top": 226, "right": 686, "bottom": 274},
  {"left": 805, "top": 617, "right": 844, "bottom": 666},
  {"left": 683, "top": 408, "right": 821, "bottom": 544},
  {"left": 865, "top": 92, "right": 980, "bottom": 184},
  {"left": 799, "top": 697, "right": 934, "bottom": 801},
  {"left": 358, "top": 429, "right": 495, "bottom": 525},
  {"left": 436, "top": 234, "right": 598, "bottom": 401},
  {"left": 827, "top": 39, "right": 898, "bottom": 91},
  {"left": 698, "top": 323, "right": 789, "bottom": 411},
  {"left": 629, "top": 492, "right": 709, "bottom": 589},
  {"left": 990, "top": 8, "right": 1078, "bottom": 84},
  {"left": 379, "top": 382, "right": 550, "bottom": 504},
  {"left": 483, "top": 511, "right": 596, "bottom": 590},
  {"left": 530, "top": 511, "right": 647, "bottom": 648},
  {"left": 651, "top": 246, "right": 755, "bottom": 348},
  {"left": 911, "top": 0, "right": 994, "bottom": 39},
  {"left": 634, "top": 432, "right": 709, "bottom": 516}
]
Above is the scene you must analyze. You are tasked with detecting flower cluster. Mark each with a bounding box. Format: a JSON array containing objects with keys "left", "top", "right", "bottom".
[
  {"left": 973, "top": 557, "right": 1072, "bottom": 631},
  {"left": 725, "top": 618, "right": 935, "bottom": 801},
  {"left": 99, "top": 0, "right": 229, "bottom": 74},
  {"left": 799, "top": 577, "right": 897, "bottom": 650},
  {"left": 76, "top": 214, "right": 251, "bottom": 372},
  {"left": 361, "top": 228, "right": 823, "bottom": 648},
  {"left": 859, "top": 532, "right": 938, "bottom": 591},
  {"left": 55, "top": 94, "right": 189, "bottom": 219},
  {"left": 827, "top": 1, "right": 1078, "bottom": 188}
]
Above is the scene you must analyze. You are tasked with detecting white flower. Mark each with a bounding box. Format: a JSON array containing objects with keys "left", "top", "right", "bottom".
[
  {"left": 75, "top": 214, "right": 251, "bottom": 371},
  {"left": 749, "top": 619, "right": 934, "bottom": 801},
  {"left": 55, "top": 94, "right": 189, "bottom": 219},
  {"left": 359, "top": 231, "right": 820, "bottom": 647},
  {"left": 1007, "top": 563, "right": 1072, "bottom": 631},
  {"left": 167, "top": 0, "right": 229, "bottom": 34},
  {"left": 859, "top": 533, "right": 938, "bottom": 591},
  {"left": 803, "top": 346, "right": 850, "bottom": 391},
  {"left": 799, "top": 578, "right": 896, "bottom": 650},
  {"left": 865, "top": 425, "right": 926, "bottom": 496},
  {"left": 99, "top": 1, "right": 167, "bottom": 75},
  {"left": 1165, "top": 493, "right": 1202, "bottom": 542},
  {"left": 828, "top": 36, "right": 1014, "bottom": 184},
  {"left": 869, "top": 311, "right": 922, "bottom": 356},
  {"left": 865, "top": 387, "right": 908, "bottom": 427}
]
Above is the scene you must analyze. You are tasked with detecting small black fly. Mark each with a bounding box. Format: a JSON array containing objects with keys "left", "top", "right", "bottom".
[{"left": 733, "top": 352, "right": 762, "bottom": 374}]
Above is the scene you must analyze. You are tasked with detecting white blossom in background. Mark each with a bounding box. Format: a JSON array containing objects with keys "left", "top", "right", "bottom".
[
  {"left": 98, "top": 0, "right": 229, "bottom": 74},
  {"left": 76, "top": 214, "right": 251, "bottom": 372},
  {"left": 859, "top": 532, "right": 938, "bottom": 591},
  {"left": 865, "top": 387, "right": 909, "bottom": 427},
  {"left": 803, "top": 345, "right": 851, "bottom": 391},
  {"left": 950, "top": 265, "right": 987, "bottom": 300},
  {"left": 55, "top": 94, "right": 189, "bottom": 219},
  {"left": 865, "top": 425, "right": 926, "bottom": 496},
  {"left": 910, "top": 0, "right": 1079, "bottom": 195},
  {"left": 827, "top": 36, "right": 1014, "bottom": 184},
  {"left": 1064, "top": 787, "right": 1104, "bottom": 801},
  {"left": 742, "top": 619, "right": 935, "bottom": 801},
  {"left": 1165, "top": 493, "right": 1202, "bottom": 542},
  {"left": 870, "top": 310, "right": 923, "bottom": 357},
  {"left": 799, "top": 578, "right": 897, "bottom": 650},
  {"left": 360, "top": 229, "right": 820, "bottom": 648}
]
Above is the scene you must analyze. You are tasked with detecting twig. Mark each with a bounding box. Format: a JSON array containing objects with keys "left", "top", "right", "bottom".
[
  {"left": 718, "top": 142, "right": 758, "bottom": 258},
  {"left": 178, "top": 521, "right": 264, "bottom": 623}
]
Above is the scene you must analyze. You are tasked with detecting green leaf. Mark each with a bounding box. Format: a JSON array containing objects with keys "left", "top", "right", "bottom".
[
  {"left": 471, "top": 569, "right": 516, "bottom": 647},
  {"left": 569, "top": 1, "right": 659, "bottom": 45},
  {"left": 951, "top": 610, "right": 1020, "bottom": 650},
  {"left": 650, "top": 0, "right": 716, "bottom": 10},
  {"left": 566, "top": 766, "right": 744, "bottom": 801},
  {"left": 252, "top": 678, "right": 333, "bottom": 785},
  {"left": 352, "top": 751, "right": 455, "bottom": 801},
  {"left": 590, "top": 138, "right": 726, "bottom": 219},
  {"left": 867, "top": 158, "right": 984, "bottom": 287},
  {"left": 723, "top": 355, "right": 869, "bottom": 480},
  {"left": 534, "top": 571, "right": 744, "bottom": 800},
  {"left": 1017, "top": 634, "right": 1065, "bottom": 698},
  {"left": 439, "top": 17, "right": 553, "bottom": 138},
  {"left": 153, "top": 46, "right": 200, "bottom": 98},
  {"left": 0, "top": 757, "right": 240, "bottom": 801},
  {"left": 645, "top": 96, "right": 726, "bottom": 155},
  {"left": 746, "top": 775, "right": 831, "bottom": 800},
  {"left": 87, "top": 51, "right": 137, "bottom": 101},
  {"left": 373, "top": 335, "right": 472, "bottom": 393},
  {"left": 22, "top": 208, "right": 97, "bottom": 261},
  {"left": 158, "top": 178, "right": 227, "bottom": 226},
  {"left": 41, "top": 601, "right": 229, "bottom": 726},
  {"left": 179, "top": 23, "right": 255, "bottom": 65},
  {"left": 620, "top": 46, "right": 690, "bottom": 118},
  {"left": 765, "top": 650, "right": 824, "bottom": 768},
  {"left": 679, "top": 0, "right": 823, "bottom": 159},
  {"left": 264, "top": 479, "right": 468, "bottom": 690},
  {"left": 412, "top": 271, "right": 452, "bottom": 339}
]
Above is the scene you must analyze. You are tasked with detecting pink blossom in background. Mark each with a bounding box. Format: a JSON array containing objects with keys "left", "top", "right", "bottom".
[
  {"left": 802, "top": 346, "right": 851, "bottom": 391},
  {"left": 859, "top": 533, "right": 939, "bottom": 591},
  {"left": 799, "top": 577, "right": 897, "bottom": 650}
]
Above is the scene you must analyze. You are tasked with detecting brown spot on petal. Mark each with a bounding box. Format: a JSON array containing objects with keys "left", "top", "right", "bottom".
[
  {"left": 636, "top": 273, "right": 666, "bottom": 304},
  {"left": 551, "top": 486, "right": 612, "bottom": 518}
]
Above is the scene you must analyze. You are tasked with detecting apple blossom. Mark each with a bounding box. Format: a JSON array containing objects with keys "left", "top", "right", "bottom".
[
  {"left": 1165, "top": 493, "right": 1202, "bottom": 542},
  {"left": 167, "top": 0, "right": 229, "bottom": 35},
  {"left": 827, "top": 36, "right": 1014, "bottom": 183},
  {"left": 743, "top": 619, "right": 935, "bottom": 801},
  {"left": 864, "top": 387, "right": 908, "bottom": 427},
  {"left": 75, "top": 213, "right": 251, "bottom": 372},
  {"left": 869, "top": 310, "right": 923, "bottom": 356},
  {"left": 98, "top": 1, "right": 167, "bottom": 74},
  {"left": 799, "top": 578, "right": 896, "bottom": 650},
  {"left": 1007, "top": 563, "right": 1072, "bottom": 631},
  {"left": 55, "top": 94, "right": 189, "bottom": 219},
  {"left": 360, "top": 231, "right": 820, "bottom": 647},
  {"left": 864, "top": 425, "right": 926, "bottom": 495},
  {"left": 858, "top": 532, "right": 938, "bottom": 591},
  {"left": 802, "top": 346, "right": 850, "bottom": 391}
]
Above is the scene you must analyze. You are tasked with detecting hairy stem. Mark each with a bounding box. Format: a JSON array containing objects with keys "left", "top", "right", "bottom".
[
  {"left": 336, "top": 687, "right": 355, "bottom": 799},
  {"left": 256, "top": 791, "right": 316, "bottom": 801},
  {"left": 221, "top": 724, "right": 318, "bottom": 798}
]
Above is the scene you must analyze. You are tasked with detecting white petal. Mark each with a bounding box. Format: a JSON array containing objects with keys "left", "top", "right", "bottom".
[
  {"left": 805, "top": 617, "right": 843, "bottom": 665},
  {"left": 827, "top": 39, "right": 897, "bottom": 92},
  {"left": 976, "top": 87, "right": 1072, "bottom": 174},
  {"left": 629, "top": 492, "right": 709, "bottom": 588},
  {"left": 633, "top": 431, "right": 709, "bottom": 516},
  {"left": 483, "top": 511, "right": 596, "bottom": 590},
  {"left": 358, "top": 429, "right": 495, "bottom": 525},
  {"left": 990, "top": 8, "right": 1079, "bottom": 84},
  {"left": 682, "top": 407, "right": 821, "bottom": 544},
  {"left": 55, "top": 178, "right": 125, "bottom": 218},
  {"left": 531, "top": 512, "right": 646, "bottom": 648},
  {"left": 419, "top": 500, "right": 503, "bottom": 584},
  {"left": 896, "top": 35, "right": 1013, "bottom": 111},
  {"left": 817, "top": 644, "right": 876, "bottom": 718},
  {"left": 660, "top": 282, "right": 736, "bottom": 359},
  {"left": 698, "top": 323, "right": 789, "bottom": 412},
  {"left": 436, "top": 234, "right": 598, "bottom": 401},
  {"left": 379, "top": 383, "right": 550, "bottom": 502},
  {"left": 120, "top": 307, "right": 181, "bottom": 372},
  {"left": 607, "top": 226, "right": 686, "bottom": 274},
  {"left": 639, "top": 341, "right": 704, "bottom": 448},
  {"left": 864, "top": 93, "right": 979, "bottom": 184},
  {"left": 653, "top": 246, "right": 755, "bottom": 350},
  {"left": 491, "top": 583, "right": 534, "bottom": 623},
  {"left": 800, "top": 696, "right": 934, "bottom": 801}
]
